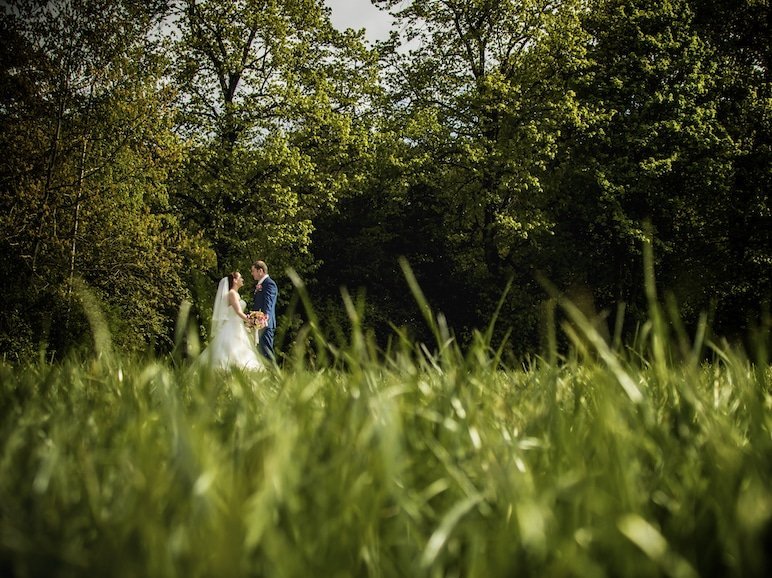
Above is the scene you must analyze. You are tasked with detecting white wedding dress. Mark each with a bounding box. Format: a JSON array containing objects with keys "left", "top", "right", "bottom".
[{"left": 200, "top": 279, "right": 263, "bottom": 371}]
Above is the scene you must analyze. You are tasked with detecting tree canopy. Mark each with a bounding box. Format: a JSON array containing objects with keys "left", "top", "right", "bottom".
[{"left": 1, "top": 0, "right": 768, "bottom": 361}]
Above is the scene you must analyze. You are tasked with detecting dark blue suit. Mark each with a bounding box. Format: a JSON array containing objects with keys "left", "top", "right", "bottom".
[{"left": 252, "top": 275, "right": 278, "bottom": 360}]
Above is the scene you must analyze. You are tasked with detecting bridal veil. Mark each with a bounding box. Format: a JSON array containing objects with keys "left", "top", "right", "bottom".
[{"left": 210, "top": 277, "right": 230, "bottom": 336}]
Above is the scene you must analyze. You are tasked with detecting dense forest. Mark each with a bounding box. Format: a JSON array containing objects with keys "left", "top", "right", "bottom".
[{"left": 1, "top": 0, "right": 769, "bottom": 362}]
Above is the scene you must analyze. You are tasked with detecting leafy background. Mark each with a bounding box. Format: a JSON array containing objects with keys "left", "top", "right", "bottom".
[{"left": 0, "top": 0, "right": 769, "bottom": 361}]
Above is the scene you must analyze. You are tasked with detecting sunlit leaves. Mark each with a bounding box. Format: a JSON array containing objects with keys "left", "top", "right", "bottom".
[{"left": 171, "top": 0, "right": 381, "bottom": 278}]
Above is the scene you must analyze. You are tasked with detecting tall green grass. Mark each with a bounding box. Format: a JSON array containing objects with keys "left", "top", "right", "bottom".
[{"left": 0, "top": 257, "right": 769, "bottom": 577}]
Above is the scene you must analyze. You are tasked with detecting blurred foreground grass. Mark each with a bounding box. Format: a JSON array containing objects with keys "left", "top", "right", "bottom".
[{"left": 1, "top": 262, "right": 770, "bottom": 577}]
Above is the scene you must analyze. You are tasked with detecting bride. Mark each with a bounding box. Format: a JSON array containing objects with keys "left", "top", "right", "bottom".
[{"left": 200, "top": 272, "right": 263, "bottom": 371}]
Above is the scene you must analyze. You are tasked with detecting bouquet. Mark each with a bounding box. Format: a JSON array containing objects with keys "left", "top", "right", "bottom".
[{"left": 247, "top": 310, "right": 268, "bottom": 329}]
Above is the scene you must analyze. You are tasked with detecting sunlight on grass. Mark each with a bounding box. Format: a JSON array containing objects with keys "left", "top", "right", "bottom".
[{"left": 0, "top": 259, "right": 770, "bottom": 577}]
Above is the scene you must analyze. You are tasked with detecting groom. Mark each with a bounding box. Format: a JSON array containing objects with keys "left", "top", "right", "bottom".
[{"left": 251, "top": 260, "right": 278, "bottom": 361}]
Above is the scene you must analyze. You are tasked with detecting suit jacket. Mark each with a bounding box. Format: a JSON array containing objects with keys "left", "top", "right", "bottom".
[{"left": 252, "top": 275, "right": 278, "bottom": 329}]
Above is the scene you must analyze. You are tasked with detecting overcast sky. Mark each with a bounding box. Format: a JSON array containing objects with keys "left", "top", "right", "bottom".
[{"left": 325, "top": 0, "right": 395, "bottom": 42}]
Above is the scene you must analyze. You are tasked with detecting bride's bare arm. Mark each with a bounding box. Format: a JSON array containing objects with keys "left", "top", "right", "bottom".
[{"left": 227, "top": 290, "right": 249, "bottom": 320}]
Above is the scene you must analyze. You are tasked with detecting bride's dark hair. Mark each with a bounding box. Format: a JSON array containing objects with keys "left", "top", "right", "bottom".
[{"left": 227, "top": 272, "right": 238, "bottom": 289}]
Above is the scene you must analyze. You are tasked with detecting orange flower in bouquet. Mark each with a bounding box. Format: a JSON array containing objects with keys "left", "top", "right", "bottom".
[{"left": 247, "top": 310, "right": 268, "bottom": 329}]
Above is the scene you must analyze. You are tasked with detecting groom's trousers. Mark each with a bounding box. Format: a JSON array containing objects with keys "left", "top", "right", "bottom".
[{"left": 259, "top": 328, "right": 275, "bottom": 362}]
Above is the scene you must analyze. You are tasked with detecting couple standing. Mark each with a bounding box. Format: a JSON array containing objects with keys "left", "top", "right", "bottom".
[{"left": 202, "top": 260, "right": 278, "bottom": 371}]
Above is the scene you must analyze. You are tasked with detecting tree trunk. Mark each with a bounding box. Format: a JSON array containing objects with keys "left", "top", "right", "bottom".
[
  {"left": 65, "top": 133, "right": 89, "bottom": 325},
  {"left": 65, "top": 82, "right": 94, "bottom": 327},
  {"left": 32, "top": 89, "right": 66, "bottom": 275}
]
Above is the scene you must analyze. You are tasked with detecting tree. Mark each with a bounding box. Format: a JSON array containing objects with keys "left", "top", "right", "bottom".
[
  {"left": 688, "top": 0, "right": 771, "bottom": 337},
  {"left": 0, "top": 0, "right": 209, "bottom": 359},
  {"left": 318, "top": 0, "right": 589, "bottom": 350},
  {"left": 549, "top": 0, "right": 768, "bottom": 340},
  {"left": 171, "top": 0, "right": 380, "bottom": 280}
]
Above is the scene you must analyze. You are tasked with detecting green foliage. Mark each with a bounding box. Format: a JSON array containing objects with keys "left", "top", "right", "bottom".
[
  {"left": 317, "top": 0, "right": 594, "bottom": 351},
  {"left": 0, "top": 1, "right": 211, "bottom": 359},
  {"left": 0, "top": 0, "right": 768, "bottom": 363},
  {"left": 171, "top": 0, "right": 380, "bottom": 275},
  {"left": 312, "top": 0, "right": 768, "bottom": 355},
  {"left": 543, "top": 0, "right": 770, "bottom": 339}
]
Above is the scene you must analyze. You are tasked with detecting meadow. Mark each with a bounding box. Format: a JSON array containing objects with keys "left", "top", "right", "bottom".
[{"left": 1, "top": 268, "right": 770, "bottom": 578}]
